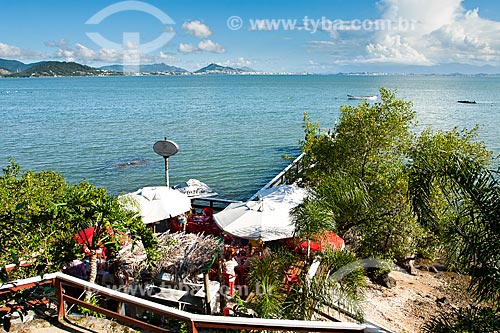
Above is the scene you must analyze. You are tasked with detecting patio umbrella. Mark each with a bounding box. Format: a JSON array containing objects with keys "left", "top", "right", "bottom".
[
  {"left": 120, "top": 186, "right": 191, "bottom": 224},
  {"left": 73, "top": 226, "right": 114, "bottom": 246},
  {"left": 214, "top": 184, "right": 308, "bottom": 241},
  {"left": 173, "top": 179, "right": 218, "bottom": 198}
]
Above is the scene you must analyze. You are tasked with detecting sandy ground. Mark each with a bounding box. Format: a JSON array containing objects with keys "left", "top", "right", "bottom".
[{"left": 362, "top": 267, "right": 471, "bottom": 333}]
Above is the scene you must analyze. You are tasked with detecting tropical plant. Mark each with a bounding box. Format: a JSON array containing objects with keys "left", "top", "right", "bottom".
[
  {"left": 296, "top": 88, "right": 493, "bottom": 262},
  {"left": 283, "top": 248, "right": 366, "bottom": 321},
  {"left": 409, "top": 152, "right": 500, "bottom": 306},
  {"left": 0, "top": 161, "right": 158, "bottom": 287},
  {"left": 61, "top": 181, "right": 156, "bottom": 298},
  {"left": 422, "top": 305, "right": 500, "bottom": 333},
  {"left": 246, "top": 250, "right": 293, "bottom": 318},
  {"left": 292, "top": 197, "right": 333, "bottom": 259}
]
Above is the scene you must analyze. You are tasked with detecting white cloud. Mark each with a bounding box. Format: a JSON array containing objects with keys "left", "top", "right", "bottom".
[
  {"left": 310, "top": 0, "right": 500, "bottom": 68},
  {"left": 45, "top": 38, "right": 68, "bottom": 48},
  {"left": 178, "top": 43, "right": 198, "bottom": 53},
  {"left": 0, "top": 42, "right": 44, "bottom": 60},
  {"left": 158, "top": 51, "right": 175, "bottom": 62},
  {"left": 198, "top": 40, "right": 225, "bottom": 53},
  {"left": 178, "top": 40, "right": 226, "bottom": 54},
  {"left": 56, "top": 43, "right": 125, "bottom": 63},
  {"left": 309, "top": 41, "right": 337, "bottom": 47},
  {"left": 182, "top": 20, "right": 212, "bottom": 38},
  {"left": 363, "top": 0, "right": 500, "bottom": 66},
  {"left": 366, "top": 35, "right": 432, "bottom": 65},
  {"left": 0, "top": 42, "right": 22, "bottom": 58}
]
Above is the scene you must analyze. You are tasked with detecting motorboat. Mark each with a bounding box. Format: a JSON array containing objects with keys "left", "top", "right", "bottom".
[
  {"left": 457, "top": 100, "right": 476, "bottom": 104},
  {"left": 347, "top": 94, "right": 378, "bottom": 101},
  {"left": 174, "top": 179, "right": 218, "bottom": 198}
]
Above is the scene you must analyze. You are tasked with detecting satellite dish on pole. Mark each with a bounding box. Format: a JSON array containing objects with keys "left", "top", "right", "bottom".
[
  {"left": 153, "top": 140, "right": 179, "bottom": 157},
  {"left": 153, "top": 139, "right": 179, "bottom": 187}
]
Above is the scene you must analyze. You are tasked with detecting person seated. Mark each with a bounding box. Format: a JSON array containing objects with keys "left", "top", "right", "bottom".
[{"left": 177, "top": 213, "right": 187, "bottom": 232}]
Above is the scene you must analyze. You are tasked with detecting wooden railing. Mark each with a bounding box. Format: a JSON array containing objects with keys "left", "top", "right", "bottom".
[
  {"left": 1, "top": 272, "right": 389, "bottom": 332},
  {"left": 54, "top": 272, "right": 367, "bottom": 333}
]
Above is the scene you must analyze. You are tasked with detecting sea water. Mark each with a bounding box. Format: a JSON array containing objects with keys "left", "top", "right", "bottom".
[{"left": 0, "top": 75, "right": 499, "bottom": 200}]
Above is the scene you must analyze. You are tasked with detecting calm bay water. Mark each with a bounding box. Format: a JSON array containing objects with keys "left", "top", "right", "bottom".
[{"left": 0, "top": 75, "right": 499, "bottom": 200}]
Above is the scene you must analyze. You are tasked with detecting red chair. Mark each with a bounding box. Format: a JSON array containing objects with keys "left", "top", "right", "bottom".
[{"left": 203, "top": 207, "right": 214, "bottom": 216}]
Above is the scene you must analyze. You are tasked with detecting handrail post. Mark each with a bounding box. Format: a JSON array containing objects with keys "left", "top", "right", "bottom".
[
  {"left": 55, "top": 277, "right": 65, "bottom": 322},
  {"left": 188, "top": 320, "right": 198, "bottom": 333}
]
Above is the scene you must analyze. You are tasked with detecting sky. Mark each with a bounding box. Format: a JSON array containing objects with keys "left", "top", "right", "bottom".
[{"left": 1, "top": 0, "right": 500, "bottom": 73}]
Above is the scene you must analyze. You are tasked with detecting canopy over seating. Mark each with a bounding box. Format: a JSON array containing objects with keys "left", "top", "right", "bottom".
[
  {"left": 120, "top": 186, "right": 191, "bottom": 224},
  {"left": 214, "top": 184, "right": 308, "bottom": 241}
]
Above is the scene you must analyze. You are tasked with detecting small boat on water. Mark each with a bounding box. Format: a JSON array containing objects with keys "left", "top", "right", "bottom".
[
  {"left": 457, "top": 100, "right": 476, "bottom": 104},
  {"left": 174, "top": 179, "right": 218, "bottom": 198},
  {"left": 347, "top": 94, "right": 378, "bottom": 101}
]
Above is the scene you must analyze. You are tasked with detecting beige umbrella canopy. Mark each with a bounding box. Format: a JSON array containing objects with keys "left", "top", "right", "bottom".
[
  {"left": 120, "top": 186, "right": 191, "bottom": 224},
  {"left": 214, "top": 184, "right": 308, "bottom": 241}
]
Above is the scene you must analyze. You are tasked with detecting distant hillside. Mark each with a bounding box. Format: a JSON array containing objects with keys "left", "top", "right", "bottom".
[
  {"left": 0, "top": 59, "right": 32, "bottom": 72},
  {"left": 9, "top": 61, "right": 104, "bottom": 77},
  {"left": 100, "top": 63, "right": 188, "bottom": 73},
  {"left": 0, "top": 67, "right": 11, "bottom": 76},
  {"left": 238, "top": 66, "right": 257, "bottom": 72},
  {"left": 194, "top": 63, "right": 244, "bottom": 74}
]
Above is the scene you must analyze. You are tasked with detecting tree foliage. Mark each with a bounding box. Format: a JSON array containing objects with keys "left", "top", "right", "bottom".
[
  {"left": 0, "top": 160, "right": 158, "bottom": 283},
  {"left": 297, "top": 87, "right": 492, "bottom": 262},
  {"left": 298, "top": 88, "right": 422, "bottom": 259},
  {"left": 0, "top": 159, "right": 71, "bottom": 279}
]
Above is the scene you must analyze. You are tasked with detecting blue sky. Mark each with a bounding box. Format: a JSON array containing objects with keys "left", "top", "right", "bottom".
[{"left": 1, "top": 0, "right": 500, "bottom": 73}]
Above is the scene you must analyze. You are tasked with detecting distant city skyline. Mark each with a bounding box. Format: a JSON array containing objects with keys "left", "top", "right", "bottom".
[{"left": 1, "top": 0, "right": 500, "bottom": 73}]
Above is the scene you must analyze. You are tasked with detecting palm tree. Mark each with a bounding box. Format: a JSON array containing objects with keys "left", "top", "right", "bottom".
[
  {"left": 64, "top": 182, "right": 146, "bottom": 300},
  {"left": 292, "top": 198, "right": 332, "bottom": 259},
  {"left": 408, "top": 152, "right": 500, "bottom": 306},
  {"left": 292, "top": 172, "right": 368, "bottom": 258},
  {"left": 246, "top": 249, "right": 293, "bottom": 318},
  {"left": 283, "top": 247, "right": 366, "bottom": 321}
]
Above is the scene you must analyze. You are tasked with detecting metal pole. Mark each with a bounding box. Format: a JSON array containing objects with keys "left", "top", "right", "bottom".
[
  {"left": 164, "top": 157, "right": 169, "bottom": 187},
  {"left": 203, "top": 273, "right": 211, "bottom": 315}
]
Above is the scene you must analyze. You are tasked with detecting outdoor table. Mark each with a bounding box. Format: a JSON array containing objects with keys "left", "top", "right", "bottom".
[{"left": 144, "top": 285, "right": 191, "bottom": 310}]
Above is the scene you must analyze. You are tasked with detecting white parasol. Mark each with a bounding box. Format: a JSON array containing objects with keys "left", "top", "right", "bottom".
[
  {"left": 214, "top": 184, "right": 307, "bottom": 241},
  {"left": 120, "top": 186, "right": 191, "bottom": 224}
]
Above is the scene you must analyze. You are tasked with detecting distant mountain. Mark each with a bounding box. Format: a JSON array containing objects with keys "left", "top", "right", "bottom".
[
  {"left": 238, "top": 66, "right": 257, "bottom": 72},
  {"left": 0, "top": 59, "right": 33, "bottom": 72},
  {"left": 9, "top": 61, "right": 104, "bottom": 77},
  {"left": 100, "top": 63, "right": 188, "bottom": 73},
  {"left": 194, "top": 63, "right": 243, "bottom": 74}
]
